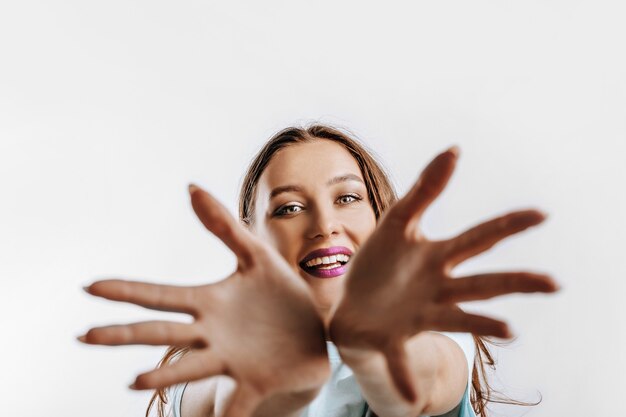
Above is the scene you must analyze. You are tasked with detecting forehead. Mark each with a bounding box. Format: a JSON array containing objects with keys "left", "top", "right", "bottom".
[{"left": 259, "top": 139, "right": 364, "bottom": 189}]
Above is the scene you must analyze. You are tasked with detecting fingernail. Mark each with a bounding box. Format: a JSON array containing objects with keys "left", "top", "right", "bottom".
[
  {"left": 188, "top": 183, "right": 199, "bottom": 194},
  {"left": 77, "top": 335, "right": 87, "bottom": 343},
  {"left": 82, "top": 286, "right": 91, "bottom": 294},
  {"left": 446, "top": 145, "right": 460, "bottom": 157},
  {"left": 129, "top": 382, "right": 137, "bottom": 390}
]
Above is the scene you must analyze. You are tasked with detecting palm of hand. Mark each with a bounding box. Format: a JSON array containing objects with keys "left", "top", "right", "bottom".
[
  {"left": 330, "top": 148, "right": 558, "bottom": 402},
  {"left": 81, "top": 187, "right": 330, "bottom": 417},
  {"left": 205, "top": 253, "right": 330, "bottom": 393},
  {"left": 333, "top": 217, "right": 445, "bottom": 343}
]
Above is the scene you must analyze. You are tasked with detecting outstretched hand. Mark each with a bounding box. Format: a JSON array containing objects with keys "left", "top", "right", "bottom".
[
  {"left": 80, "top": 186, "right": 330, "bottom": 417},
  {"left": 329, "top": 147, "right": 559, "bottom": 403}
]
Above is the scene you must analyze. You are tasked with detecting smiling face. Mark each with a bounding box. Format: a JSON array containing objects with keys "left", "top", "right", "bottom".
[{"left": 250, "top": 139, "right": 377, "bottom": 318}]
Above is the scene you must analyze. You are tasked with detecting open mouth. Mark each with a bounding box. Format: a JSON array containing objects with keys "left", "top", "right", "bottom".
[{"left": 299, "top": 246, "right": 353, "bottom": 279}]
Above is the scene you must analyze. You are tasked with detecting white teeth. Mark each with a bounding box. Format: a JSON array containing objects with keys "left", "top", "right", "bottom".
[
  {"left": 318, "top": 263, "right": 341, "bottom": 270},
  {"left": 336, "top": 254, "right": 349, "bottom": 263},
  {"left": 304, "top": 253, "right": 351, "bottom": 268}
]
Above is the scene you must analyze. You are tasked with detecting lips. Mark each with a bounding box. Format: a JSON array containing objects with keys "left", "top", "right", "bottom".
[{"left": 299, "top": 246, "right": 353, "bottom": 279}]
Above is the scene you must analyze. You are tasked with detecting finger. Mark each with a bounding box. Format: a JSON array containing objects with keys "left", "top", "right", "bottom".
[
  {"left": 439, "top": 272, "right": 559, "bottom": 303},
  {"left": 222, "top": 382, "right": 264, "bottom": 417},
  {"left": 78, "top": 321, "right": 203, "bottom": 347},
  {"left": 394, "top": 147, "right": 459, "bottom": 224},
  {"left": 189, "top": 184, "right": 254, "bottom": 268},
  {"left": 131, "top": 351, "right": 225, "bottom": 390},
  {"left": 383, "top": 341, "right": 417, "bottom": 403},
  {"left": 85, "top": 279, "right": 199, "bottom": 315},
  {"left": 444, "top": 210, "right": 546, "bottom": 267},
  {"left": 421, "top": 307, "right": 511, "bottom": 338}
]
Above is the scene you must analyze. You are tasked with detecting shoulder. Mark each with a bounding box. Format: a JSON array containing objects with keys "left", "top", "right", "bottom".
[{"left": 435, "top": 332, "right": 476, "bottom": 380}]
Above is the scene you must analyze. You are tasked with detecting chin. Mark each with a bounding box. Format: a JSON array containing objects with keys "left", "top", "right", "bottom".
[{"left": 305, "top": 279, "right": 343, "bottom": 311}]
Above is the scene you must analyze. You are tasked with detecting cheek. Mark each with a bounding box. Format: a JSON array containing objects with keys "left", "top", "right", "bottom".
[
  {"left": 263, "top": 222, "right": 303, "bottom": 263},
  {"left": 343, "top": 206, "right": 377, "bottom": 241}
]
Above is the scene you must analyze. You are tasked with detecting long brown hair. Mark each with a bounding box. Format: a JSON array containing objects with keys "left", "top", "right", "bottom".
[{"left": 147, "top": 124, "right": 527, "bottom": 417}]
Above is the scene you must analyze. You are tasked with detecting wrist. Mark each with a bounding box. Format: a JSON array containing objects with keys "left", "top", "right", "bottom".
[
  {"left": 329, "top": 311, "right": 381, "bottom": 368},
  {"left": 334, "top": 343, "right": 381, "bottom": 370},
  {"left": 252, "top": 386, "right": 323, "bottom": 417},
  {"left": 278, "top": 385, "right": 323, "bottom": 402}
]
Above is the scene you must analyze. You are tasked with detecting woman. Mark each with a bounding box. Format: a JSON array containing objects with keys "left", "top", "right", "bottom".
[{"left": 80, "top": 125, "right": 558, "bottom": 417}]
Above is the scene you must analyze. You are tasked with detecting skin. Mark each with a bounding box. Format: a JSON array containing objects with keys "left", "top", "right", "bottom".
[
  {"left": 250, "top": 140, "right": 472, "bottom": 415},
  {"left": 328, "top": 147, "right": 557, "bottom": 415},
  {"left": 83, "top": 187, "right": 331, "bottom": 417},
  {"left": 250, "top": 139, "right": 377, "bottom": 325},
  {"left": 79, "top": 140, "right": 559, "bottom": 417}
]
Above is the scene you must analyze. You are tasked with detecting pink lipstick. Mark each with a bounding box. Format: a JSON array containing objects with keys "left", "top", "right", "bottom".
[{"left": 299, "top": 246, "right": 353, "bottom": 279}]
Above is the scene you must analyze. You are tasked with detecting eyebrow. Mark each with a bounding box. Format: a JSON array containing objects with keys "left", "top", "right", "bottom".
[{"left": 268, "top": 173, "right": 365, "bottom": 201}]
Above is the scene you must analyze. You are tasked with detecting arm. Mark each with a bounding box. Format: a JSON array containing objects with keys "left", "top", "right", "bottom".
[
  {"left": 336, "top": 333, "right": 469, "bottom": 417},
  {"left": 329, "top": 147, "right": 558, "bottom": 417},
  {"left": 180, "top": 333, "right": 466, "bottom": 417},
  {"left": 80, "top": 185, "right": 330, "bottom": 417},
  {"left": 179, "top": 376, "right": 321, "bottom": 417}
]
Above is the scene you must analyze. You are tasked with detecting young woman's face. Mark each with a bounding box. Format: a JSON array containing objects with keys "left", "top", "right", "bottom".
[{"left": 251, "top": 139, "right": 377, "bottom": 317}]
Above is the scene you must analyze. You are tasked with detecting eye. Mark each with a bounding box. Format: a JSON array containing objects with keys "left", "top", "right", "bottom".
[
  {"left": 337, "top": 194, "right": 362, "bottom": 205},
  {"left": 274, "top": 204, "right": 303, "bottom": 217}
]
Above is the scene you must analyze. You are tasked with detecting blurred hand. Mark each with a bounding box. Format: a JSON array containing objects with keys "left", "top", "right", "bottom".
[
  {"left": 329, "top": 147, "right": 559, "bottom": 403},
  {"left": 80, "top": 185, "right": 330, "bottom": 417}
]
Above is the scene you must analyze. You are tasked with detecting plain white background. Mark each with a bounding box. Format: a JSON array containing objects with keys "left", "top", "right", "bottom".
[{"left": 1, "top": 1, "right": 624, "bottom": 416}]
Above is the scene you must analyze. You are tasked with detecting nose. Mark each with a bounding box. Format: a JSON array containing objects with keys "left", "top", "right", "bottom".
[{"left": 306, "top": 204, "right": 341, "bottom": 240}]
